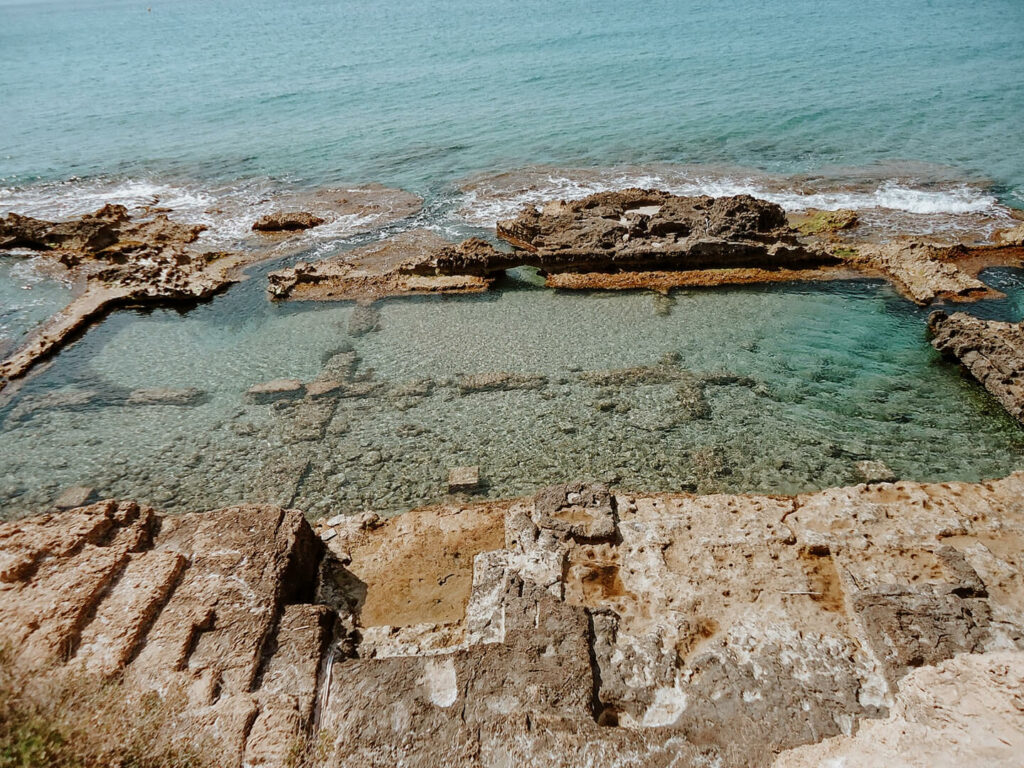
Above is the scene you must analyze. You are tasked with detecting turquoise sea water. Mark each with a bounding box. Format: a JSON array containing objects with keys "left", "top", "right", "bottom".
[
  {"left": 2, "top": 270, "right": 1024, "bottom": 519},
  {"left": 2, "top": 0, "right": 1024, "bottom": 517},
  {"left": 1, "top": 0, "right": 1023, "bottom": 198}
]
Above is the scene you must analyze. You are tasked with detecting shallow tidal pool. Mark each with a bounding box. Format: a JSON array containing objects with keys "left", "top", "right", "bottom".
[{"left": 2, "top": 267, "right": 1024, "bottom": 519}]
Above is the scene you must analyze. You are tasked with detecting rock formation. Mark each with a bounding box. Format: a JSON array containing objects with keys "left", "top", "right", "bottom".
[
  {"left": 266, "top": 229, "right": 513, "bottom": 301},
  {"left": 0, "top": 184, "right": 424, "bottom": 393},
  {"left": 929, "top": 311, "right": 1024, "bottom": 423},
  {"left": 265, "top": 190, "right": 1024, "bottom": 305},
  {"left": 495, "top": 189, "right": 826, "bottom": 271},
  {"left": 2, "top": 475, "right": 1023, "bottom": 766},
  {"left": 252, "top": 211, "right": 326, "bottom": 232},
  {"left": 0, "top": 205, "right": 254, "bottom": 391}
]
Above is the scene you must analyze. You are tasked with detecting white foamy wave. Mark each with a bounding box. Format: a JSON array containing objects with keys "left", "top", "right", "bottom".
[
  {"left": 0, "top": 177, "right": 421, "bottom": 251},
  {"left": 456, "top": 169, "right": 1003, "bottom": 228}
]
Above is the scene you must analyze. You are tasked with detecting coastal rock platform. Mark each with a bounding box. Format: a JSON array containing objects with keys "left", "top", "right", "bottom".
[
  {"left": 266, "top": 229, "right": 513, "bottom": 301},
  {"left": 0, "top": 184, "right": 424, "bottom": 393},
  {"left": 930, "top": 310, "right": 1024, "bottom": 423},
  {"left": 2, "top": 475, "right": 1023, "bottom": 766},
  {"left": 265, "top": 189, "right": 1024, "bottom": 306}
]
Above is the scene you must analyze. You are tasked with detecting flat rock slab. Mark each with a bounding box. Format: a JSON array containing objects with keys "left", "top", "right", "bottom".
[
  {"left": 52, "top": 485, "right": 95, "bottom": 509},
  {"left": 266, "top": 229, "right": 507, "bottom": 302},
  {"left": 448, "top": 466, "right": 480, "bottom": 493},
  {"left": 246, "top": 378, "right": 305, "bottom": 403}
]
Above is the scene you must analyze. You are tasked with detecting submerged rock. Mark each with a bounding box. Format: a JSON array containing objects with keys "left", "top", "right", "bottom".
[
  {"left": 245, "top": 378, "right": 305, "bottom": 403},
  {"left": 855, "top": 459, "right": 896, "bottom": 484},
  {"left": 447, "top": 465, "right": 480, "bottom": 492},
  {"left": 51, "top": 485, "right": 95, "bottom": 509},
  {"left": 456, "top": 371, "right": 548, "bottom": 394},
  {"left": 124, "top": 387, "right": 205, "bottom": 406}
]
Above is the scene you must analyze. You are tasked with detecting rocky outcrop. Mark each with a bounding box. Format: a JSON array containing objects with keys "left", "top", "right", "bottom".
[
  {"left": 855, "top": 242, "right": 996, "bottom": 304},
  {"left": 252, "top": 211, "right": 325, "bottom": 232},
  {"left": 0, "top": 206, "right": 259, "bottom": 390},
  {"left": 3, "top": 475, "right": 1024, "bottom": 766},
  {"left": 267, "top": 230, "right": 509, "bottom": 301},
  {"left": 789, "top": 208, "right": 859, "bottom": 236},
  {"left": 929, "top": 311, "right": 1024, "bottom": 423},
  {"left": 262, "top": 190, "right": 1024, "bottom": 304},
  {"left": 496, "top": 189, "right": 829, "bottom": 272}
]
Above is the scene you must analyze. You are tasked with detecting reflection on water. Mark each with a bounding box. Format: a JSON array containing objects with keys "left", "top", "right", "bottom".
[{"left": 2, "top": 273, "right": 1023, "bottom": 519}]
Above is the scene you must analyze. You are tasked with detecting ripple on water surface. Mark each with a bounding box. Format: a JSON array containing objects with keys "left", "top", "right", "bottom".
[{"left": 1, "top": 276, "right": 1023, "bottom": 519}]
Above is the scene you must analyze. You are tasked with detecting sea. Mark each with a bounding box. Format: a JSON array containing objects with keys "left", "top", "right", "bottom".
[{"left": 2, "top": 0, "right": 1024, "bottom": 517}]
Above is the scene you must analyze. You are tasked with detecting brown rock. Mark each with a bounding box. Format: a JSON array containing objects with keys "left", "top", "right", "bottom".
[
  {"left": 496, "top": 189, "right": 828, "bottom": 273},
  {"left": 856, "top": 242, "right": 994, "bottom": 304},
  {"left": 252, "top": 211, "right": 326, "bottom": 232},
  {"left": 246, "top": 378, "right": 305, "bottom": 404},
  {"left": 124, "top": 387, "right": 205, "bottom": 406},
  {"left": 266, "top": 230, "right": 504, "bottom": 302},
  {"left": 929, "top": 310, "right": 1024, "bottom": 423},
  {"left": 448, "top": 466, "right": 480, "bottom": 493},
  {"left": 3, "top": 474, "right": 1024, "bottom": 766}
]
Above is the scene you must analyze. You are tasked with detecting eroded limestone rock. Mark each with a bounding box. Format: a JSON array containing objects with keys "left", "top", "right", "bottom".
[
  {"left": 929, "top": 310, "right": 1024, "bottom": 423},
  {"left": 3, "top": 475, "right": 1024, "bottom": 766},
  {"left": 266, "top": 230, "right": 506, "bottom": 301},
  {"left": 252, "top": 211, "right": 325, "bottom": 232}
]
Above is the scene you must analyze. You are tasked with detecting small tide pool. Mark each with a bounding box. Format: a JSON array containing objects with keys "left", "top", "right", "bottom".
[{"left": 1, "top": 267, "right": 1022, "bottom": 519}]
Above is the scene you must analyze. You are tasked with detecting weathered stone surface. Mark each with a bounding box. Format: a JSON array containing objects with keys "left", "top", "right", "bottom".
[
  {"left": 773, "top": 651, "right": 1024, "bottom": 768},
  {"left": 496, "top": 189, "right": 825, "bottom": 271},
  {"left": 3, "top": 475, "right": 1024, "bottom": 766},
  {"left": 994, "top": 222, "right": 1024, "bottom": 246},
  {"left": 789, "top": 208, "right": 859, "bottom": 236},
  {"left": 252, "top": 211, "right": 325, "bottom": 232},
  {"left": 266, "top": 230, "right": 502, "bottom": 301},
  {"left": 246, "top": 378, "right": 305, "bottom": 404},
  {"left": 124, "top": 386, "right": 205, "bottom": 406},
  {"left": 855, "top": 241, "right": 994, "bottom": 304},
  {"left": 0, "top": 204, "right": 203, "bottom": 253},
  {"left": 0, "top": 206, "right": 252, "bottom": 389},
  {"left": 929, "top": 310, "right": 1024, "bottom": 423},
  {"left": 52, "top": 485, "right": 95, "bottom": 509},
  {"left": 447, "top": 466, "right": 480, "bottom": 493},
  {"left": 855, "top": 459, "right": 896, "bottom": 483}
]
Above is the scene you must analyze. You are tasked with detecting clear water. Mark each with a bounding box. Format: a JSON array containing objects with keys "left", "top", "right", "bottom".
[
  {"left": 2, "top": 268, "right": 1023, "bottom": 519},
  {"left": 2, "top": 0, "right": 1024, "bottom": 517},
  {"left": 2, "top": 0, "right": 1024, "bottom": 201}
]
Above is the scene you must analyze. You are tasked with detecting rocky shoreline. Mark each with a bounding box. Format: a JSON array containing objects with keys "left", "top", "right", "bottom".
[
  {"left": 0, "top": 185, "right": 422, "bottom": 393},
  {"left": 266, "top": 189, "right": 1024, "bottom": 305},
  {"left": 4, "top": 185, "right": 1024, "bottom": 765},
  {"left": 1, "top": 476, "right": 1023, "bottom": 766}
]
